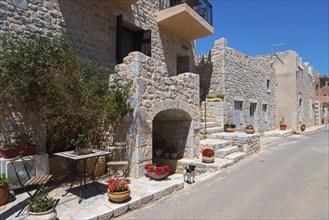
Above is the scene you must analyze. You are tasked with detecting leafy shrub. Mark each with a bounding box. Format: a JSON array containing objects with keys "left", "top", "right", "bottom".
[
  {"left": 224, "top": 123, "right": 236, "bottom": 129},
  {"left": 0, "top": 173, "right": 9, "bottom": 185},
  {"left": 27, "top": 195, "right": 55, "bottom": 213},
  {"left": 0, "top": 34, "right": 132, "bottom": 154}
]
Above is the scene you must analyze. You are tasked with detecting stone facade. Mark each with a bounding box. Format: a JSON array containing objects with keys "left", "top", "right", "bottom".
[
  {"left": 115, "top": 52, "right": 200, "bottom": 178},
  {"left": 198, "top": 38, "right": 277, "bottom": 133},
  {"left": 273, "top": 51, "right": 320, "bottom": 131},
  {"left": 0, "top": 0, "right": 202, "bottom": 178},
  {"left": 0, "top": 0, "right": 195, "bottom": 74}
]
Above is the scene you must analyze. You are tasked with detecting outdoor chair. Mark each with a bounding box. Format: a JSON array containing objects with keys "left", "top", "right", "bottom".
[
  {"left": 107, "top": 142, "right": 129, "bottom": 177},
  {"left": 10, "top": 155, "right": 52, "bottom": 216}
]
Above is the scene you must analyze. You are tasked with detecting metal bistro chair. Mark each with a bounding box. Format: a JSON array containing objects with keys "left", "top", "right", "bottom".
[
  {"left": 107, "top": 142, "right": 129, "bottom": 177},
  {"left": 10, "top": 155, "right": 52, "bottom": 216}
]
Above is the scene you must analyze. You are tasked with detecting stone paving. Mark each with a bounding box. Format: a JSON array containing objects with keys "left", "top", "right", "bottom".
[{"left": 0, "top": 125, "right": 326, "bottom": 220}]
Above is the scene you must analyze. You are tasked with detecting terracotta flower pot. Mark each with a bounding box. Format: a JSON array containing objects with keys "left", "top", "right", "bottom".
[
  {"left": 300, "top": 125, "right": 306, "bottom": 131},
  {"left": 225, "top": 128, "right": 235, "bottom": 132},
  {"left": 170, "top": 153, "right": 177, "bottom": 159},
  {"left": 0, "top": 182, "right": 9, "bottom": 206},
  {"left": 245, "top": 128, "right": 255, "bottom": 134},
  {"left": 75, "top": 145, "right": 92, "bottom": 155},
  {"left": 28, "top": 208, "right": 57, "bottom": 220},
  {"left": 154, "top": 149, "right": 162, "bottom": 157},
  {"left": 107, "top": 188, "right": 130, "bottom": 203},
  {"left": 280, "top": 124, "right": 287, "bottom": 130},
  {"left": 202, "top": 156, "right": 215, "bottom": 163},
  {"left": 147, "top": 172, "right": 169, "bottom": 180}
]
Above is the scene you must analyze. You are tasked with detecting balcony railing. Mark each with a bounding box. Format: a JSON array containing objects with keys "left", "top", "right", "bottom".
[{"left": 159, "top": 0, "right": 213, "bottom": 25}]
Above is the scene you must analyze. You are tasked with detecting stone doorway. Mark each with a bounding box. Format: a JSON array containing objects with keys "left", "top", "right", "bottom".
[{"left": 152, "top": 109, "right": 192, "bottom": 173}]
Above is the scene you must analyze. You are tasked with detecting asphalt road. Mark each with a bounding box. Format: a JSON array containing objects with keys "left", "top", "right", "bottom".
[{"left": 119, "top": 126, "right": 329, "bottom": 219}]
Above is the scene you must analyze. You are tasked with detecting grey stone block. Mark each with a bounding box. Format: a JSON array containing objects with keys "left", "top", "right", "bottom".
[
  {"left": 10, "top": 0, "right": 28, "bottom": 10},
  {"left": 152, "top": 190, "right": 164, "bottom": 201},
  {"left": 113, "top": 204, "right": 128, "bottom": 217},
  {"left": 128, "top": 198, "right": 142, "bottom": 210},
  {"left": 163, "top": 186, "right": 174, "bottom": 196},
  {"left": 141, "top": 194, "right": 152, "bottom": 204}
]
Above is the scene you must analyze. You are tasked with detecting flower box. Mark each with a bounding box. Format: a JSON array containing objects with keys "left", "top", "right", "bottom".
[
  {"left": 0, "top": 148, "right": 20, "bottom": 159},
  {"left": 21, "top": 145, "right": 37, "bottom": 156}
]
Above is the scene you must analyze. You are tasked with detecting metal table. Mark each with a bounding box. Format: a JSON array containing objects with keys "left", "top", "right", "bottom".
[{"left": 54, "top": 150, "right": 110, "bottom": 203}]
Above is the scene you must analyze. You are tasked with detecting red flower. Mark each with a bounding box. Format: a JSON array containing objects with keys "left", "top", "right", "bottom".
[
  {"left": 106, "top": 178, "right": 129, "bottom": 192},
  {"left": 144, "top": 164, "right": 171, "bottom": 176},
  {"left": 202, "top": 148, "right": 214, "bottom": 157}
]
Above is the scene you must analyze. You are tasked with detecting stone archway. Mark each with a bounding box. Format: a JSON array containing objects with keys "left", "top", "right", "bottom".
[{"left": 152, "top": 109, "right": 192, "bottom": 172}]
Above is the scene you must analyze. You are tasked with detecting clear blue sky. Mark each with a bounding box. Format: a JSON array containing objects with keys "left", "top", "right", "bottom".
[{"left": 196, "top": 0, "right": 329, "bottom": 76}]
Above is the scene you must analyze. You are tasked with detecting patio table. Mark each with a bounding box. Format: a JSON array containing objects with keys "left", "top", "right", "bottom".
[{"left": 54, "top": 150, "right": 110, "bottom": 203}]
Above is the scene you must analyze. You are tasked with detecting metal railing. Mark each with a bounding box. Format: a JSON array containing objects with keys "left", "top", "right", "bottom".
[{"left": 159, "top": 0, "right": 213, "bottom": 25}]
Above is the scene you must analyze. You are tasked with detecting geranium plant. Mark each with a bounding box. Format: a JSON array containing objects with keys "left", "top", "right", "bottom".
[
  {"left": 106, "top": 178, "right": 129, "bottom": 193},
  {"left": 202, "top": 148, "right": 214, "bottom": 158},
  {"left": 144, "top": 164, "right": 171, "bottom": 176}
]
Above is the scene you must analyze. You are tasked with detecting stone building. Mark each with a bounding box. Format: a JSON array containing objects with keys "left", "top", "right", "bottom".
[
  {"left": 197, "top": 39, "right": 322, "bottom": 134},
  {"left": 316, "top": 76, "right": 329, "bottom": 123},
  {"left": 197, "top": 38, "right": 277, "bottom": 133},
  {"left": 0, "top": 0, "right": 214, "bottom": 178},
  {"left": 272, "top": 51, "right": 320, "bottom": 132}
]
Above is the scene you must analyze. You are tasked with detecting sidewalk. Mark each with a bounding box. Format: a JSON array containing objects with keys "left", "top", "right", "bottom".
[{"left": 1, "top": 124, "right": 327, "bottom": 219}]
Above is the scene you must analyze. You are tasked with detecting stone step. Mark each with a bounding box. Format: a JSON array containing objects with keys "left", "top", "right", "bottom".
[
  {"left": 200, "top": 122, "right": 218, "bottom": 128},
  {"left": 200, "top": 127, "right": 223, "bottom": 134},
  {"left": 225, "top": 152, "right": 247, "bottom": 163},
  {"left": 177, "top": 158, "right": 234, "bottom": 174},
  {"left": 215, "top": 146, "right": 238, "bottom": 158},
  {"left": 200, "top": 139, "right": 231, "bottom": 150},
  {"left": 207, "top": 132, "right": 222, "bottom": 139}
]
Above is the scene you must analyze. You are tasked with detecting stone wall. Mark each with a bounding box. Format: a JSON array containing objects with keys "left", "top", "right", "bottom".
[
  {"left": 0, "top": 0, "right": 195, "bottom": 74},
  {"left": 273, "top": 51, "right": 319, "bottom": 131},
  {"left": 296, "top": 62, "right": 318, "bottom": 128},
  {"left": 1, "top": 0, "right": 198, "bottom": 161},
  {"left": 115, "top": 52, "right": 200, "bottom": 178},
  {"left": 198, "top": 38, "right": 277, "bottom": 133}
]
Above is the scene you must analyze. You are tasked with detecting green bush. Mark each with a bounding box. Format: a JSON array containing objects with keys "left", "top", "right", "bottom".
[{"left": 0, "top": 34, "right": 132, "bottom": 154}]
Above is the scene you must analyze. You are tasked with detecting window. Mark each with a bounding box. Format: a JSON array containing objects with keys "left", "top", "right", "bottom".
[
  {"left": 266, "top": 79, "right": 270, "bottom": 92},
  {"left": 262, "top": 104, "right": 267, "bottom": 125},
  {"left": 177, "top": 55, "right": 190, "bottom": 75},
  {"left": 116, "top": 15, "right": 151, "bottom": 64}
]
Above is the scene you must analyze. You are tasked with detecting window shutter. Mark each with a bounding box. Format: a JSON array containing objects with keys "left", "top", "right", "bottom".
[
  {"left": 141, "top": 29, "right": 151, "bottom": 57},
  {"left": 116, "top": 15, "right": 123, "bottom": 64}
]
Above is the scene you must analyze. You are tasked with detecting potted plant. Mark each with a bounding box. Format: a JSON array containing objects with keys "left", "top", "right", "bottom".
[
  {"left": 19, "top": 140, "right": 37, "bottom": 156},
  {"left": 153, "top": 146, "right": 162, "bottom": 157},
  {"left": 106, "top": 177, "right": 130, "bottom": 203},
  {"left": 245, "top": 125, "right": 255, "bottom": 134},
  {"left": 163, "top": 148, "right": 170, "bottom": 159},
  {"left": 0, "top": 143, "right": 20, "bottom": 159},
  {"left": 300, "top": 123, "right": 306, "bottom": 131},
  {"left": 144, "top": 164, "right": 171, "bottom": 180},
  {"left": 27, "top": 194, "right": 57, "bottom": 220},
  {"left": 70, "top": 134, "right": 92, "bottom": 155},
  {"left": 202, "top": 148, "right": 215, "bottom": 163},
  {"left": 0, "top": 174, "right": 9, "bottom": 206},
  {"left": 224, "top": 123, "right": 236, "bottom": 132},
  {"left": 169, "top": 146, "right": 178, "bottom": 159},
  {"left": 280, "top": 117, "right": 287, "bottom": 130}
]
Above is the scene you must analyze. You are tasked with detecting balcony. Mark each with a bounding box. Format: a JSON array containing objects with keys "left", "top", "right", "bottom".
[{"left": 157, "top": 0, "right": 214, "bottom": 41}]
